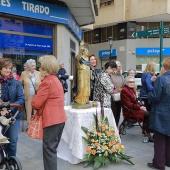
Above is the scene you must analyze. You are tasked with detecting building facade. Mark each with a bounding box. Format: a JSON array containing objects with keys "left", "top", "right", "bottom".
[
  {"left": 0, "top": 0, "right": 96, "bottom": 105},
  {"left": 83, "top": 0, "right": 170, "bottom": 72}
]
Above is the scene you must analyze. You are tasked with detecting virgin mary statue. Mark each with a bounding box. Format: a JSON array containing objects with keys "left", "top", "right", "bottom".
[{"left": 72, "top": 41, "right": 91, "bottom": 108}]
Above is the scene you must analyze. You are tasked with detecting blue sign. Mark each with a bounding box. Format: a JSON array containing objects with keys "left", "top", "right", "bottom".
[
  {"left": 136, "top": 48, "right": 170, "bottom": 56},
  {"left": 99, "top": 49, "right": 117, "bottom": 58},
  {"left": 0, "top": 33, "right": 53, "bottom": 52},
  {"left": 0, "top": 0, "right": 82, "bottom": 40}
]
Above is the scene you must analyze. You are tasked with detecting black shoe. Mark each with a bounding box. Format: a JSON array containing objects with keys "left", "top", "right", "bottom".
[
  {"left": 149, "top": 137, "right": 154, "bottom": 143},
  {"left": 166, "top": 163, "right": 170, "bottom": 167},
  {"left": 147, "top": 163, "right": 160, "bottom": 169}
]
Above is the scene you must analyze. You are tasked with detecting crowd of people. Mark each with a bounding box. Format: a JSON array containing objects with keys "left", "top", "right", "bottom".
[{"left": 0, "top": 52, "right": 170, "bottom": 170}]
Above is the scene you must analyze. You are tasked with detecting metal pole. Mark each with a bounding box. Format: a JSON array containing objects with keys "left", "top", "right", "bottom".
[
  {"left": 160, "top": 21, "right": 164, "bottom": 71},
  {"left": 109, "top": 46, "right": 111, "bottom": 61}
]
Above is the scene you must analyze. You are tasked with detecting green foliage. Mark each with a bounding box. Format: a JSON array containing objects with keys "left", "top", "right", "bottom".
[{"left": 81, "top": 116, "right": 134, "bottom": 170}]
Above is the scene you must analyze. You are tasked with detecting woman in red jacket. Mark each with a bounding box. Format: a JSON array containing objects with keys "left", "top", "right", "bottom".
[
  {"left": 120, "top": 76, "right": 152, "bottom": 141},
  {"left": 31, "top": 55, "right": 67, "bottom": 170}
]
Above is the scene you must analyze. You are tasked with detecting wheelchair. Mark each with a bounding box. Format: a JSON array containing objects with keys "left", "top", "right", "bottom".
[
  {"left": 119, "top": 96, "right": 150, "bottom": 143},
  {"left": 0, "top": 103, "right": 22, "bottom": 170}
]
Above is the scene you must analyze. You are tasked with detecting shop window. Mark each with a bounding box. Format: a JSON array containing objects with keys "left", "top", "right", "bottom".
[
  {"left": 100, "top": 0, "right": 114, "bottom": 7},
  {"left": 107, "top": 26, "right": 113, "bottom": 38},
  {"left": 87, "top": 31, "right": 92, "bottom": 44},
  {"left": 112, "top": 25, "right": 118, "bottom": 40},
  {"left": 93, "top": 28, "right": 101, "bottom": 44},
  {"left": 101, "top": 27, "right": 107, "bottom": 42},
  {"left": 83, "top": 31, "right": 88, "bottom": 44},
  {"left": 136, "top": 22, "right": 147, "bottom": 32}
]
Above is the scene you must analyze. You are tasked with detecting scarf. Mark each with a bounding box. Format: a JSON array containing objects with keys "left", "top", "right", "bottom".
[{"left": 0, "top": 72, "right": 13, "bottom": 102}]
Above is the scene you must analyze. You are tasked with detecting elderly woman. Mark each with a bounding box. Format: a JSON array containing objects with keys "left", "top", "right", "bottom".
[
  {"left": 93, "top": 61, "right": 117, "bottom": 108},
  {"left": 89, "top": 54, "right": 101, "bottom": 101},
  {"left": 127, "top": 69, "right": 136, "bottom": 77},
  {"left": 31, "top": 55, "right": 67, "bottom": 170},
  {"left": 147, "top": 58, "right": 170, "bottom": 170},
  {"left": 20, "top": 59, "right": 41, "bottom": 126},
  {"left": 121, "top": 76, "right": 151, "bottom": 139},
  {"left": 56, "top": 61, "right": 69, "bottom": 93},
  {"left": 0, "top": 58, "right": 25, "bottom": 156},
  {"left": 111, "top": 61, "right": 125, "bottom": 126}
]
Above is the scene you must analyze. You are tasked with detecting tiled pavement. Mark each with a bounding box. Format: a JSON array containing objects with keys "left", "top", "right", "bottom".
[{"left": 17, "top": 120, "right": 170, "bottom": 170}]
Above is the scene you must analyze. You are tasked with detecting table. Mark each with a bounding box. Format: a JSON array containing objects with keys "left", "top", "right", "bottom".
[{"left": 57, "top": 106, "right": 120, "bottom": 164}]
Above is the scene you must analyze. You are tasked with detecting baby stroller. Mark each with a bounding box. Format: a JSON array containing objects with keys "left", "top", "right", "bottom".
[
  {"left": 0, "top": 103, "right": 22, "bottom": 170},
  {"left": 119, "top": 96, "right": 150, "bottom": 143}
]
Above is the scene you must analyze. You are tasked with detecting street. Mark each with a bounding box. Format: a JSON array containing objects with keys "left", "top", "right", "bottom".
[{"left": 17, "top": 120, "right": 170, "bottom": 170}]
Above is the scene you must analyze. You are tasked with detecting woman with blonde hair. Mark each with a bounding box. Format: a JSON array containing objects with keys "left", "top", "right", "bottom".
[
  {"left": 140, "top": 61, "right": 157, "bottom": 112},
  {"left": 20, "top": 59, "right": 41, "bottom": 126},
  {"left": 31, "top": 55, "right": 67, "bottom": 170}
]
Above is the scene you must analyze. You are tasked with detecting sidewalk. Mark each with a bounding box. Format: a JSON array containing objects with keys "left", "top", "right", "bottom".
[{"left": 17, "top": 122, "right": 170, "bottom": 170}]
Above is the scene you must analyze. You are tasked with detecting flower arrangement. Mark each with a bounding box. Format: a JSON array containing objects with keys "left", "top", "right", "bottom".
[{"left": 81, "top": 114, "right": 134, "bottom": 170}]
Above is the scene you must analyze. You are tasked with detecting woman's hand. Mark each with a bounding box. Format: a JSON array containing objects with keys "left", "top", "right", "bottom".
[
  {"left": 151, "top": 75, "right": 157, "bottom": 82},
  {"left": 140, "top": 106, "right": 147, "bottom": 111}
]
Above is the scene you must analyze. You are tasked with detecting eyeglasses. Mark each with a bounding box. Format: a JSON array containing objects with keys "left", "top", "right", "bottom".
[{"left": 127, "top": 81, "right": 135, "bottom": 83}]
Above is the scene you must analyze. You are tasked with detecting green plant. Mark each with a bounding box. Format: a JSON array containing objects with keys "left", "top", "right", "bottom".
[{"left": 81, "top": 114, "right": 134, "bottom": 170}]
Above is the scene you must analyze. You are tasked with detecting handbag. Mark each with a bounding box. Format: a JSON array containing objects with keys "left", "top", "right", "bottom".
[
  {"left": 112, "top": 93, "right": 121, "bottom": 101},
  {"left": 26, "top": 113, "right": 43, "bottom": 140}
]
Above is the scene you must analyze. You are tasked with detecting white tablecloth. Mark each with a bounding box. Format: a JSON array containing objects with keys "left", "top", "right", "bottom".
[{"left": 57, "top": 106, "right": 120, "bottom": 164}]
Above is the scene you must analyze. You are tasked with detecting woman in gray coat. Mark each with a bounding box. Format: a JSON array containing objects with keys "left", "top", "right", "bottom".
[{"left": 147, "top": 58, "right": 170, "bottom": 170}]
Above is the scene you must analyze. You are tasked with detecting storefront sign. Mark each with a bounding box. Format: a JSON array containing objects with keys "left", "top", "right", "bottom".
[
  {"left": 136, "top": 47, "right": 170, "bottom": 56},
  {"left": 99, "top": 49, "right": 117, "bottom": 58},
  {"left": 0, "top": 0, "right": 82, "bottom": 40}
]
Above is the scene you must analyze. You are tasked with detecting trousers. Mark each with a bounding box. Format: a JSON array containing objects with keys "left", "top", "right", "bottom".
[
  {"left": 5, "top": 119, "right": 20, "bottom": 157},
  {"left": 153, "top": 131, "right": 170, "bottom": 170},
  {"left": 111, "top": 100, "right": 122, "bottom": 126},
  {"left": 43, "top": 123, "right": 65, "bottom": 170}
]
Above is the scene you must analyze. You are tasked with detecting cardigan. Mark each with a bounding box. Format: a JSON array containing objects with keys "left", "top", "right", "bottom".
[{"left": 31, "top": 74, "right": 67, "bottom": 128}]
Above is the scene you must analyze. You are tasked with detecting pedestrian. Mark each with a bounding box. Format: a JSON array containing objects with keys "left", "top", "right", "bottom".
[
  {"left": 56, "top": 61, "right": 69, "bottom": 93},
  {"left": 89, "top": 54, "right": 101, "bottom": 101},
  {"left": 20, "top": 59, "right": 41, "bottom": 126},
  {"left": 31, "top": 55, "right": 67, "bottom": 170},
  {"left": 140, "top": 61, "right": 157, "bottom": 112},
  {"left": 127, "top": 69, "right": 136, "bottom": 77},
  {"left": 110, "top": 61, "right": 125, "bottom": 126},
  {"left": 0, "top": 58, "right": 25, "bottom": 156},
  {"left": 147, "top": 58, "right": 170, "bottom": 170},
  {"left": 93, "top": 61, "right": 117, "bottom": 108}
]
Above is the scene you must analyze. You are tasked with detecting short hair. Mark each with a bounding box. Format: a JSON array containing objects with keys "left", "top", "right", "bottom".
[
  {"left": 127, "top": 69, "right": 136, "bottom": 76},
  {"left": 162, "top": 57, "right": 170, "bottom": 71},
  {"left": 58, "top": 60, "right": 64, "bottom": 65},
  {"left": 105, "top": 61, "right": 117, "bottom": 69},
  {"left": 115, "top": 60, "right": 122, "bottom": 74},
  {"left": 0, "top": 58, "right": 13, "bottom": 70},
  {"left": 125, "top": 76, "right": 135, "bottom": 84},
  {"left": 39, "top": 55, "right": 59, "bottom": 74},
  {"left": 88, "top": 54, "right": 98, "bottom": 67},
  {"left": 26, "top": 59, "right": 36, "bottom": 69},
  {"left": 143, "top": 61, "right": 156, "bottom": 74}
]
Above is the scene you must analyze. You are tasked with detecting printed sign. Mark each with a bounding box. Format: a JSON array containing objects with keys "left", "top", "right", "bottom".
[
  {"left": 136, "top": 48, "right": 170, "bottom": 56},
  {"left": 99, "top": 49, "right": 117, "bottom": 58},
  {"left": 0, "top": 0, "right": 82, "bottom": 40}
]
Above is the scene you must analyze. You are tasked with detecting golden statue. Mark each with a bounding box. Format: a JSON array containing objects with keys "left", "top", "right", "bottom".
[{"left": 72, "top": 41, "right": 91, "bottom": 109}]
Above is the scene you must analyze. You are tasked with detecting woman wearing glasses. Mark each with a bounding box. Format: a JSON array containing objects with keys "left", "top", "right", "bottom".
[{"left": 121, "top": 76, "right": 152, "bottom": 139}]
